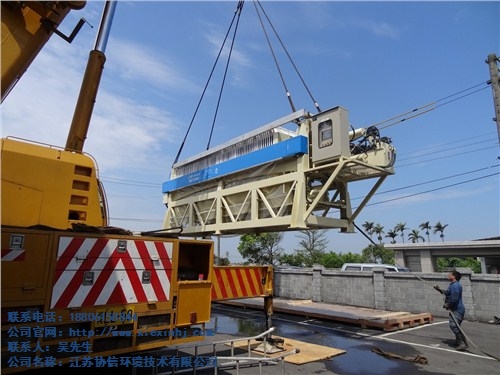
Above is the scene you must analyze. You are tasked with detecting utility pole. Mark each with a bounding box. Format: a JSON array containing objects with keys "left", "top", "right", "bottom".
[{"left": 486, "top": 53, "right": 500, "bottom": 146}]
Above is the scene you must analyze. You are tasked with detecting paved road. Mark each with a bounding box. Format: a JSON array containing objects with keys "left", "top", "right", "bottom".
[{"left": 205, "top": 303, "right": 500, "bottom": 375}]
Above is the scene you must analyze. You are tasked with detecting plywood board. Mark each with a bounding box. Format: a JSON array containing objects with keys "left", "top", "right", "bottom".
[{"left": 227, "top": 336, "right": 345, "bottom": 365}]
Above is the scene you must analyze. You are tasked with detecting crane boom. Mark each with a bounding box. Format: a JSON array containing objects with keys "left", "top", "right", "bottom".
[
  {"left": 65, "top": 1, "right": 117, "bottom": 152},
  {"left": 1, "top": 1, "right": 86, "bottom": 102}
]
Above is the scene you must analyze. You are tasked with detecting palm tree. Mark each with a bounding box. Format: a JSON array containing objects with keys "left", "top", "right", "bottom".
[
  {"left": 385, "top": 229, "right": 398, "bottom": 244},
  {"left": 373, "top": 223, "right": 385, "bottom": 244},
  {"left": 394, "top": 222, "right": 408, "bottom": 243},
  {"left": 433, "top": 222, "right": 449, "bottom": 242},
  {"left": 419, "top": 221, "right": 432, "bottom": 242},
  {"left": 362, "top": 221, "right": 375, "bottom": 240},
  {"left": 408, "top": 229, "right": 425, "bottom": 243}
]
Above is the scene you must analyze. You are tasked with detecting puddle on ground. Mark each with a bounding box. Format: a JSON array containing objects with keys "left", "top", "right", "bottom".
[
  {"left": 207, "top": 313, "right": 267, "bottom": 336},
  {"left": 208, "top": 310, "right": 424, "bottom": 375}
]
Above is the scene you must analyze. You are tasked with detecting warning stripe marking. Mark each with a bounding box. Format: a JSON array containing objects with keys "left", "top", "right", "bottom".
[
  {"left": 245, "top": 268, "right": 259, "bottom": 296},
  {"left": 136, "top": 241, "right": 166, "bottom": 301},
  {"left": 53, "top": 237, "right": 88, "bottom": 284},
  {"left": 51, "top": 237, "right": 173, "bottom": 309},
  {"left": 211, "top": 267, "right": 265, "bottom": 300},
  {"left": 212, "top": 268, "right": 227, "bottom": 300},
  {"left": 53, "top": 238, "right": 108, "bottom": 308},
  {"left": 1, "top": 249, "right": 26, "bottom": 261}
]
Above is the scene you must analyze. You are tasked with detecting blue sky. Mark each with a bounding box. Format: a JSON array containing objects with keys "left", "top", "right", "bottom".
[{"left": 2, "top": 1, "right": 499, "bottom": 263}]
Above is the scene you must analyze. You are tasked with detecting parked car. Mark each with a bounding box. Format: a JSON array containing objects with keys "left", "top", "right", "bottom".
[{"left": 341, "top": 263, "right": 409, "bottom": 272}]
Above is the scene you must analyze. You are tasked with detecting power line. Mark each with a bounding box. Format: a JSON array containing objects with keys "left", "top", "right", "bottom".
[
  {"left": 372, "top": 81, "right": 490, "bottom": 131},
  {"left": 109, "top": 217, "right": 163, "bottom": 223},
  {"left": 364, "top": 172, "right": 499, "bottom": 207},
  {"left": 397, "top": 144, "right": 498, "bottom": 168},
  {"left": 397, "top": 133, "right": 495, "bottom": 161},
  {"left": 106, "top": 194, "right": 160, "bottom": 199},
  {"left": 100, "top": 177, "right": 161, "bottom": 188},
  {"left": 371, "top": 164, "right": 500, "bottom": 196}
]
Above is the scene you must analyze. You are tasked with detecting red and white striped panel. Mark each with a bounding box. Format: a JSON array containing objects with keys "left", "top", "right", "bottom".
[
  {"left": 1, "top": 249, "right": 26, "bottom": 261},
  {"left": 51, "top": 237, "right": 173, "bottom": 309},
  {"left": 211, "top": 267, "right": 266, "bottom": 300}
]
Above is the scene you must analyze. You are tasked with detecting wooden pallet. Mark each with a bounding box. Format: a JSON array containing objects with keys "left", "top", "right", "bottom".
[
  {"left": 216, "top": 298, "right": 433, "bottom": 332},
  {"left": 359, "top": 312, "right": 433, "bottom": 332}
]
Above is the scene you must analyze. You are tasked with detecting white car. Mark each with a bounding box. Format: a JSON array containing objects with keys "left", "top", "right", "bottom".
[{"left": 341, "top": 263, "right": 409, "bottom": 272}]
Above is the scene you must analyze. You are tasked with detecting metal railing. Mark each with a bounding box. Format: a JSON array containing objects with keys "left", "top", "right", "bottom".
[{"left": 135, "top": 327, "right": 299, "bottom": 375}]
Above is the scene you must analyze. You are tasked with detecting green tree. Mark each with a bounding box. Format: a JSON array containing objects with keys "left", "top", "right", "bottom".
[
  {"left": 361, "top": 245, "right": 395, "bottom": 264},
  {"left": 373, "top": 223, "right": 385, "bottom": 244},
  {"left": 433, "top": 221, "right": 449, "bottom": 242},
  {"left": 238, "top": 232, "right": 284, "bottom": 266},
  {"left": 436, "top": 257, "right": 481, "bottom": 273},
  {"left": 320, "top": 251, "right": 364, "bottom": 269},
  {"left": 395, "top": 222, "right": 408, "bottom": 243},
  {"left": 214, "top": 255, "right": 230, "bottom": 265},
  {"left": 279, "top": 253, "right": 305, "bottom": 267},
  {"left": 419, "top": 221, "right": 432, "bottom": 242},
  {"left": 294, "top": 229, "right": 328, "bottom": 266},
  {"left": 408, "top": 229, "right": 425, "bottom": 243},
  {"left": 385, "top": 229, "right": 398, "bottom": 244},
  {"left": 362, "top": 221, "right": 375, "bottom": 240}
]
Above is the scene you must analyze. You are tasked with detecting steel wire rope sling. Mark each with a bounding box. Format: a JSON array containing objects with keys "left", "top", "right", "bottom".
[
  {"left": 253, "top": 0, "right": 322, "bottom": 114},
  {"left": 440, "top": 292, "right": 500, "bottom": 361},
  {"left": 172, "top": 0, "right": 323, "bottom": 169},
  {"left": 354, "top": 222, "right": 500, "bottom": 362},
  {"left": 172, "top": 1, "right": 245, "bottom": 168}
]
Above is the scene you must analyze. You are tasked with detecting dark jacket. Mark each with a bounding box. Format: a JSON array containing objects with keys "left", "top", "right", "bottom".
[{"left": 444, "top": 280, "right": 465, "bottom": 314}]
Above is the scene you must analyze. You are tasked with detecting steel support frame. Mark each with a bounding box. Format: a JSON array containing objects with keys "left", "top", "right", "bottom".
[{"left": 163, "top": 155, "right": 392, "bottom": 236}]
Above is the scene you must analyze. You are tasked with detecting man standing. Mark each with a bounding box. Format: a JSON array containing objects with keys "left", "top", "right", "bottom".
[{"left": 434, "top": 270, "right": 467, "bottom": 351}]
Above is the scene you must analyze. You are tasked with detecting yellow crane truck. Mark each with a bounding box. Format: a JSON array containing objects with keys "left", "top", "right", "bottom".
[{"left": 1, "top": 2, "right": 273, "bottom": 373}]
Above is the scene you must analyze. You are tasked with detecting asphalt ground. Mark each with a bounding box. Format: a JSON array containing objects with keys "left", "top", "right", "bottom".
[
  {"left": 12, "top": 302, "right": 500, "bottom": 375},
  {"left": 204, "top": 302, "right": 500, "bottom": 375}
]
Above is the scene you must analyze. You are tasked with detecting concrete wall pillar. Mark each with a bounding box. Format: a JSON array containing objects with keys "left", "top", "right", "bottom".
[
  {"left": 373, "top": 268, "right": 386, "bottom": 310},
  {"left": 457, "top": 268, "right": 476, "bottom": 321},
  {"left": 479, "top": 257, "right": 487, "bottom": 274},
  {"left": 420, "top": 250, "right": 434, "bottom": 272},
  {"left": 312, "top": 265, "right": 324, "bottom": 302},
  {"left": 394, "top": 250, "right": 405, "bottom": 267}
]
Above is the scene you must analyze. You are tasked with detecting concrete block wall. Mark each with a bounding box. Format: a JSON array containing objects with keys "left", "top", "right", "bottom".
[
  {"left": 273, "top": 268, "right": 313, "bottom": 300},
  {"left": 319, "top": 270, "right": 375, "bottom": 307},
  {"left": 274, "top": 267, "right": 500, "bottom": 322},
  {"left": 471, "top": 274, "right": 500, "bottom": 322}
]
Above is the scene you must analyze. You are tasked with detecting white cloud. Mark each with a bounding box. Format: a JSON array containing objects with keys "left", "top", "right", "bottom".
[
  {"left": 354, "top": 18, "right": 400, "bottom": 40},
  {"left": 202, "top": 26, "right": 254, "bottom": 88},
  {"left": 2, "top": 22, "right": 185, "bottom": 175},
  {"left": 86, "top": 93, "right": 177, "bottom": 172},
  {"left": 106, "top": 38, "right": 199, "bottom": 93}
]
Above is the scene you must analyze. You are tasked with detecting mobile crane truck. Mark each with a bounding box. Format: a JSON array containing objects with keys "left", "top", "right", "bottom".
[{"left": 1, "top": 2, "right": 273, "bottom": 373}]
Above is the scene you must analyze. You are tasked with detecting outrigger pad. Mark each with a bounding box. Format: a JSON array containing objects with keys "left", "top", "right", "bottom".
[{"left": 254, "top": 340, "right": 286, "bottom": 354}]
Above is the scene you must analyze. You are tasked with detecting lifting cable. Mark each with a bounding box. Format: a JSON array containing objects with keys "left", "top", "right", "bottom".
[
  {"left": 370, "top": 81, "right": 490, "bottom": 131},
  {"left": 172, "top": 1, "right": 244, "bottom": 166},
  {"left": 173, "top": 0, "right": 323, "bottom": 166},
  {"left": 353, "top": 221, "right": 500, "bottom": 362},
  {"left": 206, "top": 1, "right": 245, "bottom": 150},
  {"left": 253, "top": 0, "right": 321, "bottom": 113}
]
